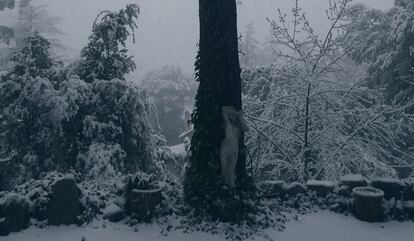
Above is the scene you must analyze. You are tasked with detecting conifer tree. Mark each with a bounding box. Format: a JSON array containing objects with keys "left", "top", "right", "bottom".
[
  {"left": 10, "top": 32, "right": 55, "bottom": 77},
  {"left": 77, "top": 4, "right": 139, "bottom": 82}
]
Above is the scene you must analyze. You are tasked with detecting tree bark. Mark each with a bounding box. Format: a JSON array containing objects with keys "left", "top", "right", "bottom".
[{"left": 184, "top": 0, "right": 250, "bottom": 220}]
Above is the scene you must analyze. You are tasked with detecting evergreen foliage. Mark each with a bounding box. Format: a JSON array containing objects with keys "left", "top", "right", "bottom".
[
  {"left": 10, "top": 32, "right": 56, "bottom": 77},
  {"left": 77, "top": 4, "right": 139, "bottom": 82},
  {"left": 0, "top": 0, "right": 14, "bottom": 11},
  {"left": 142, "top": 66, "right": 196, "bottom": 145},
  {"left": 344, "top": 0, "right": 414, "bottom": 105},
  {"left": 0, "top": 1, "right": 63, "bottom": 73},
  {"left": 0, "top": 70, "right": 153, "bottom": 191},
  {"left": 0, "top": 6, "right": 153, "bottom": 190},
  {"left": 0, "top": 0, "right": 15, "bottom": 45}
]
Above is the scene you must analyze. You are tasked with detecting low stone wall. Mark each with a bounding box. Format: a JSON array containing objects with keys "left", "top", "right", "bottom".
[
  {"left": 258, "top": 175, "right": 414, "bottom": 222},
  {"left": 2, "top": 173, "right": 413, "bottom": 236}
]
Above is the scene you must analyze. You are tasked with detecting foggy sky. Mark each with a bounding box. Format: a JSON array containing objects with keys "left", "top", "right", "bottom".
[{"left": 5, "top": 0, "right": 394, "bottom": 79}]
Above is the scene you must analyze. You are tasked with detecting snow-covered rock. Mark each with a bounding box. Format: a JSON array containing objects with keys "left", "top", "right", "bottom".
[
  {"left": 306, "top": 180, "right": 335, "bottom": 197},
  {"left": 257, "top": 180, "right": 287, "bottom": 198},
  {"left": 402, "top": 178, "right": 414, "bottom": 201},
  {"left": 0, "top": 193, "right": 30, "bottom": 236},
  {"left": 371, "top": 178, "right": 404, "bottom": 200},
  {"left": 103, "top": 204, "right": 125, "bottom": 223},
  {"left": 339, "top": 174, "right": 367, "bottom": 188},
  {"left": 338, "top": 174, "right": 368, "bottom": 196},
  {"left": 403, "top": 201, "right": 414, "bottom": 219},
  {"left": 287, "top": 182, "right": 307, "bottom": 196},
  {"left": 48, "top": 175, "right": 81, "bottom": 226}
]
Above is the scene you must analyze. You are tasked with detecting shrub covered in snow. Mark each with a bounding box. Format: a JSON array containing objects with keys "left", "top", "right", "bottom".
[
  {"left": 76, "top": 4, "right": 139, "bottom": 82},
  {"left": 242, "top": 60, "right": 413, "bottom": 182},
  {"left": 0, "top": 75, "right": 154, "bottom": 189},
  {"left": 142, "top": 65, "right": 196, "bottom": 145},
  {"left": 0, "top": 5, "right": 156, "bottom": 190}
]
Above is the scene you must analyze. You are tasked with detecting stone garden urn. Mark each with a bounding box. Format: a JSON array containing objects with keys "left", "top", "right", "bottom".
[
  {"left": 125, "top": 174, "right": 163, "bottom": 221},
  {"left": 352, "top": 187, "right": 384, "bottom": 222},
  {"left": 127, "top": 187, "right": 162, "bottom": 220}
]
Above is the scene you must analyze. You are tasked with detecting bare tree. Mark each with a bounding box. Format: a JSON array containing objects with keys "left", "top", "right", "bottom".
[{"left": 243, "top": 0, "right": 414, "bottom": 182}]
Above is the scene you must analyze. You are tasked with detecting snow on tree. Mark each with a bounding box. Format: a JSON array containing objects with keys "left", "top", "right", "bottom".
[
  {"left": 343, "top": 0, "right": 414, "bottom": 106},
  {"left": 0, "top": 70, "right": 153, "bottom": 190},
  {"left": 86, "top": 79, "right": 153, "bottom": 173},
  {"left": 242, "top": 0, "right": 414, "bottom": 182},
  {"left": 342, "top": 0, "right": 414, "bottom": 168},
  {"left": 0, "top": 5, "right": 154, "bottom": 190},
  {"left": 76, "top": 4, "right": 139, "bottom": 83},
  {"left": 0, "top": 1, "right": 63, "bottom": 72},
  {"left": 141, "top": 65, "right": 196, "bottom": 145},
  {"left": 10, "top": 32, "right": 57, "bottom": 77}
]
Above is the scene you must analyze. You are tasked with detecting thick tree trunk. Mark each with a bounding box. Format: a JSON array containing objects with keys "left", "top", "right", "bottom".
[{"left": 184, "top": 0, "right": 250, "bottom": 220}]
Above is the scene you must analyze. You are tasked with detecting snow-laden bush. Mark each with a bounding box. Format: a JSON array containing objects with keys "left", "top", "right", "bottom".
[
  {"left": 242, "top": 66, "right": 414, "bottom": 182},
  {"left": 0, "top": 75, "right": 154, "bottom": 190},
  {"left": 84, "top": 143, "right": 125, "bottom": 179},
  {"left": 78, "top": 79, "right": 153, "bottom": 174},
  {"left": 0, "top": 5, "right": 155, "bottom": 190},
  {"left": 76, "top": 4, "right": 139, "bottom": 82},
  {"left": 142, "top": 65, "right": 196, "bottom": 145}
]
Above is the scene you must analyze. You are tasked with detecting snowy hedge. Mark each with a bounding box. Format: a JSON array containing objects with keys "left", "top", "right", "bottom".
[{"left": 0, "top": 75, "right": 153, "bottom": 190}]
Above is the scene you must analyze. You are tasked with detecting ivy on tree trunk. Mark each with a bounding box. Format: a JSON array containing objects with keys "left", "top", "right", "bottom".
[{"left": 184, "top": 0, "right": 252, "bottom": 221}]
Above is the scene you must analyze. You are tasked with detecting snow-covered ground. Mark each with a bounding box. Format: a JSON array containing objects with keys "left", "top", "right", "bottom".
[{"left": 2, "top": 211, "right": 413, "bottom": 241}]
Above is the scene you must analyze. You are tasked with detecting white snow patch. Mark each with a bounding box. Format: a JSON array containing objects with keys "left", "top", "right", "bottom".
[
  {"left": 102, "top": 204, "right": 122, "bottom": 216},
  {"left": 352, "top": 187, "right": 384, "bottom": 198},
  {"left": 405, "top": 201, "right": 414, "bottom": 209},
  {"left": 168, "top": 144, "right": 185, "bottom": 154},
  {"left": 3, "top": 211, "right": 414, "bottom": 241},
  {"left": 306, "top": 180, "right": 335, "bottom": 188},
  {"left": 372, "top": 178, "right": 402, "bottom": 184},
  {"left": 265, "top": 211, "right": 414, "bottom": 241}
]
